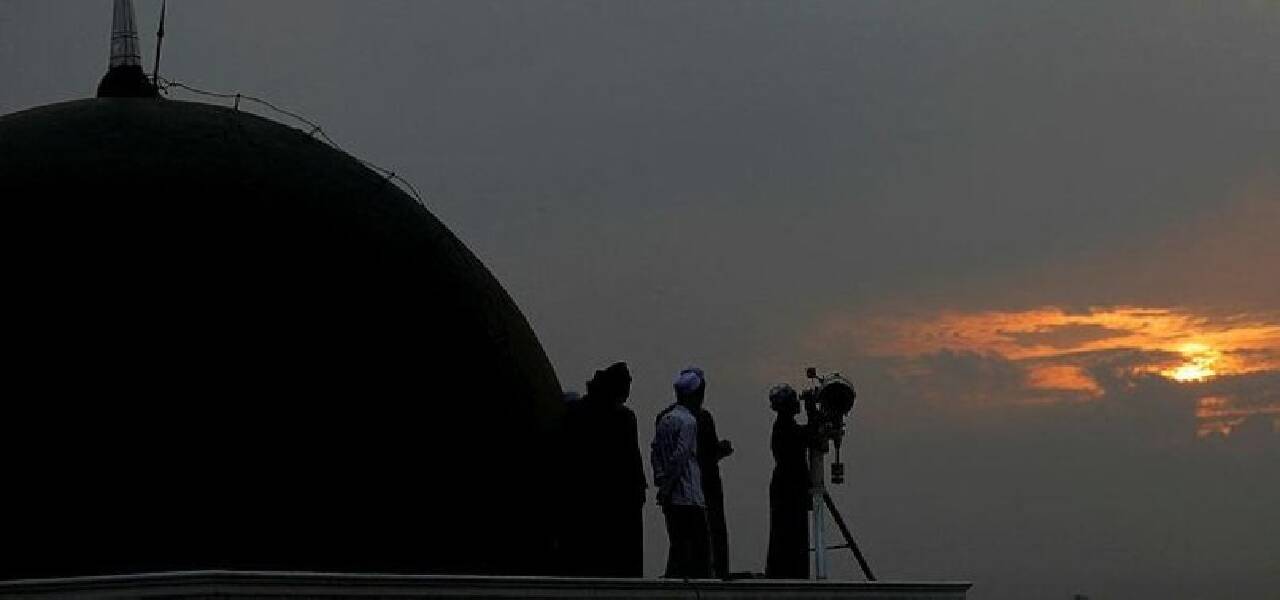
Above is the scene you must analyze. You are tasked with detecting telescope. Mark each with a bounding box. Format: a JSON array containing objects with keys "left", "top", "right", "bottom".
[
  {"left": 801, "top": 367, "right": 856, "bottom": 483},
  {"left": 800, "top": 367, "right": 874, "bottom": 582}
]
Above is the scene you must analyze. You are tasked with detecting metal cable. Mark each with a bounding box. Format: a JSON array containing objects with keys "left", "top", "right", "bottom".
[{"left": 157, "top": 77, "right": 428, "bottom": 207}]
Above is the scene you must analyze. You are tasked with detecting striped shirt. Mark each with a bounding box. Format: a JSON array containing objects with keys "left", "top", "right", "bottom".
[{"left": 650, "top": 404, "right": 704, "bottom": 507}]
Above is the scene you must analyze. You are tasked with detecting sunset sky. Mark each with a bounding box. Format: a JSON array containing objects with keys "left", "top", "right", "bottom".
[
  {"left": 2, "top": 1, "right": 1276, "bottom": 598},
  {"left": 812, "top": 305, "right": 1280, "bottom": 434}
]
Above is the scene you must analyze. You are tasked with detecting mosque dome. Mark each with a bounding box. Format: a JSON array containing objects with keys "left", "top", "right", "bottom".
[{"left": 0, "top": 97, "right": 564, "bottom": 578}]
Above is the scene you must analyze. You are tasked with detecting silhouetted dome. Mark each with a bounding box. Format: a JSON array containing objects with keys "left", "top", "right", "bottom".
[{"left": 0, "top": 98, "right": 563, "bottom": 578}]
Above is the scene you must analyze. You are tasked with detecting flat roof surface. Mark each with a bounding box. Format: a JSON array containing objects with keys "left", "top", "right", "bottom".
[{"left": 0, "top": 570, "right": 972, "bottom": 599}]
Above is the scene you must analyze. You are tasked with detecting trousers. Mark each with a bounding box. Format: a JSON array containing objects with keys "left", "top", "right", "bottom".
[{"left": 661, "top": 504, "right": 710, "bottom": 578}]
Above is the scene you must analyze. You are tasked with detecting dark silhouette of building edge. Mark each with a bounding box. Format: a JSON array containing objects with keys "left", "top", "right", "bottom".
[{"left": 2, "top": 0, "right": 561, "bottom": 579}]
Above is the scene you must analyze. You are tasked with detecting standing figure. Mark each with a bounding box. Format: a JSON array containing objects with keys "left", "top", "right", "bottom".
[
  {"left": 651, "top": 367, "right": 712, "bottom": 579},
  {"left": 766, "top": 384, "right": 811, "bottom": 579},
  {"left": 656, "top": 374, "right": 734, "bottom": 578},
  {"left": 697, "top": 403, "right": 733, "bottom": 578},
  {"left": 560, "top": 362, "right": 647, "bottom": 576}
]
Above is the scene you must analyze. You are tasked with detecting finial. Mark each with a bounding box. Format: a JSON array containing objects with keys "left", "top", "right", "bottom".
[{"left": 97, "top": 0, "right": 158, "bottom": 98}]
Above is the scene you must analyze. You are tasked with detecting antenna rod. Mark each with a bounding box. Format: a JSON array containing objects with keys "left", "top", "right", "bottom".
[{"left": 152, "top": 0, "right": 167, "bottom": 87}]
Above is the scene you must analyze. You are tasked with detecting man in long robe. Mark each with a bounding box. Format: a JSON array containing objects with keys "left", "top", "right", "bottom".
[
  {"left": 766, "top": 384, "right": 810, "bottom": 578},
  {"left": 561, "top": 362, "right": 647, "bottom": 576}
]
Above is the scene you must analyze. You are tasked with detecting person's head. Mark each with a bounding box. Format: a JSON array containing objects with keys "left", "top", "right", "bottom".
[
  {"left": 588, "top": 361, "right": 632, "bottom": 404},
  {"left": 601, "top": 361, "right": 632, "bottom": 403},
  {"left": 769, "top": 384, "right": 800, "bottom": 416},
  {"left": 673, "top": 367, "right": 706, "bottom": 409}
]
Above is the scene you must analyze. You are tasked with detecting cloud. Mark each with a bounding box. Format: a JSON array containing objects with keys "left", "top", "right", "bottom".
[
  {"left": 894, "top": 349, "right": 1029, "bottom": 407},
  {"left": 1004, "top": 323, "right": 1129, "bottom": 350},
  {"left": 810, "top": 306, "right": 1280, "bottom": 440}
]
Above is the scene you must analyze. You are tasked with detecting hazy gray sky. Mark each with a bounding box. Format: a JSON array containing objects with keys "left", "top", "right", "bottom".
[{"left": 3, "top": 2, "right": 1277, "bottom": 597}]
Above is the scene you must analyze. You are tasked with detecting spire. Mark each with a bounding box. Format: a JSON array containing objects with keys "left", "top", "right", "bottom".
[
  {"left": 97, "top": 0, "right": 158, "bottom": 98},
  {"left": 109, "top": 0, "right": 143, "bottom": 67}
]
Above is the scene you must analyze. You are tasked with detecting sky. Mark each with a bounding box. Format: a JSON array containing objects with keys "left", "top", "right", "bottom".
[{"left": 2, "top": 1, "right": 1277, "bottom": 597}]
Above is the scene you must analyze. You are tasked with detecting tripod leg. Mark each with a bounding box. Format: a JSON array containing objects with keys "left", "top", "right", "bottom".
[{"left": 822, "top": 492, "right": 876, "bottom": 581}]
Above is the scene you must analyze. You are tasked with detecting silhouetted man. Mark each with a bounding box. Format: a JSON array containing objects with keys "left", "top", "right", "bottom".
[
  {"left": 765, "top": 384, "right": 810, "bottom": 578},
  {"left": 560, "top": 362, "right": 647, "bottom": 577},
  {"left": 651, "top": 367, "right": 711, "bottom": 578},
  {"left": 698, "top": 404, "right": 733, "bottom": 578},
  {"left": 658, "top": 376, "right": 734, "bottom": 578}
]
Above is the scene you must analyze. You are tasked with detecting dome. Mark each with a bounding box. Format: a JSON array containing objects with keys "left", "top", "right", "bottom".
[{"left": 0, "top": 98, "right": 563, "bottom": 578}]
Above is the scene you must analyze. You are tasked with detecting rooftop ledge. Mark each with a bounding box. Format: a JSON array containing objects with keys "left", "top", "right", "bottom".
[{"left": 0, "top": 570, "right": 972, "bottom": 599}]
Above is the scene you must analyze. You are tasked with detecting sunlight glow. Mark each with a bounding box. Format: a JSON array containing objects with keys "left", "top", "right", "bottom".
[{"left": 1162, "top": 342, "right": 1220, "bottom": 383}]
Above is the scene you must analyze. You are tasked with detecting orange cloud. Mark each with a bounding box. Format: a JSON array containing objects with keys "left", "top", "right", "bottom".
[
  {"left": 860, "top": 304, "right": 1280, "bottom": 368},
  {"left": 823, "top": 306, "right": 1280, "bottom": 437},
  {"left": 1195, "top": 395, "right": 1280, "bottom": 438},
  {"left": 1025, "top": 364, "right": 1101, "bottom": 395},
  {"left": 858, "top": 306, "right": 1280, "bottom": 382}
]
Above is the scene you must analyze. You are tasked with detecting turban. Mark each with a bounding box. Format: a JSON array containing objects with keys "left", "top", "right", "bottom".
[{"left": 673, "top": 367, "right": 705, "bottom": 396}]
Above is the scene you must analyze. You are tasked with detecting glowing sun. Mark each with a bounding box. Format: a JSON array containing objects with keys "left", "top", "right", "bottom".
[{"left": 1163, "top": 342, "right": 1220, "bottom": 382}]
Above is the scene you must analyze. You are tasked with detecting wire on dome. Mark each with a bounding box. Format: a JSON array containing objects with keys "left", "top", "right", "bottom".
[{"left": 156, "top": 77, "right": 427, "bottom": 208}]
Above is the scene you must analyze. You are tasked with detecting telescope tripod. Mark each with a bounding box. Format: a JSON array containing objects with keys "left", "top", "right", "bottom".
[
  {"left": 809, "top": 446, "right": 876, "bottom": 581},
  {"left": 815, "top": 491, "right": 876, "bottom": 581}
]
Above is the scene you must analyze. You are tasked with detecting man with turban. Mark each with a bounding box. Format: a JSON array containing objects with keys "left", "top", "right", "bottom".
[
  {"left": 657, "top": 372, "right": 735, "bottom": 578},
  {"left": 650, "top": 367, "right": 712, "bottom": 578}
]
